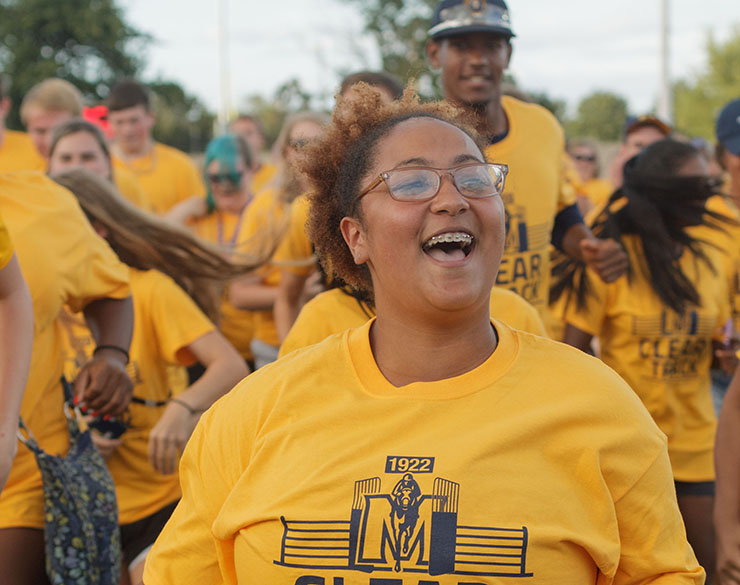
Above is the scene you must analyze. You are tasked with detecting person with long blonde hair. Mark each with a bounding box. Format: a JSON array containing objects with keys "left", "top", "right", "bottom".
[
  {"left": 228, "top": 111, "right": 328, "bottom": 367},
  {"left": 50, "top": 168, "right": 262, "bottom": 585}
]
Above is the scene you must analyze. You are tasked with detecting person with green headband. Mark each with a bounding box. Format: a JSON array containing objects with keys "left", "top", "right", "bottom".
[{"left": 166, "top": 133, "right": 258, "bottom": 365}]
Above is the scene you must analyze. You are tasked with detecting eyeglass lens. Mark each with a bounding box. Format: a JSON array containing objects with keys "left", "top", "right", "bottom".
[{"left": 386, "top": 164, "right": 504, "bottom": 200}]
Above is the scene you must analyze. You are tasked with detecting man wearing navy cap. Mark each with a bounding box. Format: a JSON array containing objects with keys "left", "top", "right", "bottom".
[
  {"left": 426, "top": 0, "right": 626, "bottom": 328},
  {"left": 716, "top": 98, "right": 740, "bottom": 208}
]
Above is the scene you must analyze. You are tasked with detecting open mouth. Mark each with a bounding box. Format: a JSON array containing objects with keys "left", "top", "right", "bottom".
[{"left": 422, "top": 232, "right": 474, "bottom": 262}]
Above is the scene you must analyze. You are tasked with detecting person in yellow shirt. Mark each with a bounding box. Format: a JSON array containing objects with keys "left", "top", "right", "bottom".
[
  {"left": 145, "top": 84, "right": 701, "bottom": 585},
  {"left": 107, "top": 79, "right": 205, "bottom": 214},
  {"left": 47, "top": 118, "right": 152, "bottom": 210},
  {"left": 230, "top": 114, "right": 277, "bottom": 194},
  {"left": 0, "top": 78, "right": 45, "bottom": 172},
  {"left": 0, "top": 172, "right": 134, "bottom": 584},
  {"left": 424, "top": 0, "right": 626, "bottom": 326},
  {"left": 20, "top": 78, "right": 83, "bottom": 160},
  {"left": 0, "top": 214, "right": 33, "bottom": 494},
  {"left": 53, "top": 168, "right": 250, "bottom": 585},
  {"left": 559, "top": 139, "right": 735, "bottom": 580},
  {"left": 229, "top": 111, "right": 327, "bottom": 367},
  {"left": 568, "top": 137, "right": 614, "bottom": 215},
  {"left": 280, "top": 285, "right": 546, "bottom": 357},
  {"left": 165, "top": 133, "right": 258, "bottom": 363}
]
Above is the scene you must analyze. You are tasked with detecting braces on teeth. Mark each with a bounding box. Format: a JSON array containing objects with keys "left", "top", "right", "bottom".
[{"left": 424, "top": 233, "right": 473, "bottom": 249}]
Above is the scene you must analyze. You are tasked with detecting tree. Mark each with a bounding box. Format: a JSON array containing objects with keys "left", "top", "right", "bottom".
[
  {"left": 673, "top": 27, "right": 740, "bottom": 140},
  {"left": 0, "top": 0, "right": 147, "bottom": 128},
  {"left": 565, "top": 91, "right": 628, "bottom": 141},
  {"left": 339, "top": 0, "right": 438, "bottom": 96},
  {"left": 149, "top": 81, "right": 216, "bottom": 154}
]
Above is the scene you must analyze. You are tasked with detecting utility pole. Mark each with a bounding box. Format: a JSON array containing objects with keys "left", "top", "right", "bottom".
[
  {"left": 657, "top": 0, "right": 673, "bottom": 123},
  {"left": 217, "top": 0, "right": 233, "bottom": 133}
]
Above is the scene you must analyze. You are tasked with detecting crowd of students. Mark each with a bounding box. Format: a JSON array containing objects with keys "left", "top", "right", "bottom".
[{"left": 1, "top": 0, "right": 740, "bottom": 583}]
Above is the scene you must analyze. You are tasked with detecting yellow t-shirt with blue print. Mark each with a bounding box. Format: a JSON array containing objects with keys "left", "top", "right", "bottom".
[
  {"left": 145, "top": 319, "right": 701, "bottom": 584},
  {"left": 563, "top": 235, "right": 730, "bottom": 482},
  {"left": 485, "top": 96, "right": 575, "bottom": 316}
]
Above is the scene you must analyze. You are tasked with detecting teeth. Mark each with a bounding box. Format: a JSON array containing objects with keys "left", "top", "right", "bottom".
[{"left": 423, "top": 232, "right": 473, "bottom": 249}]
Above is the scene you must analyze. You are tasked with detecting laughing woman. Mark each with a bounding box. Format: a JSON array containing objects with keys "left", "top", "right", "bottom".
[{"left": 144, "top": 86, "right": 703, "bottom": 584}]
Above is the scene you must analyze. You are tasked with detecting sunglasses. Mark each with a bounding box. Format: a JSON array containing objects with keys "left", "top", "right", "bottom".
[
  {"left": 207, "top": 171, "right": 243, "bottom": 186},
  {"left": 289, "top": 138, "right": 312, "bottom": 149},
  {"left": 572, "top": 154, "right": 597, "bottom": 163},
  {"left": 356, "top": 162, "right": 509, "bottom": 203}
]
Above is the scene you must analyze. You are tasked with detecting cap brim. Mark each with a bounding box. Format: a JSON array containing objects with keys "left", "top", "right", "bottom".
[{"left": 430, "top": 25, "right": 516, "bottom": 40}]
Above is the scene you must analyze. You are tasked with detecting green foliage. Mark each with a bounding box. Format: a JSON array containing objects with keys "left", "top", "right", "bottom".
[
  {"left": 565, "top": 91, "right": 629, "bottom": 141},
  {"left": 149, "top": 81, "right": 216, "bottom": 153},
  {"left": 673, "top": 27, "right": 740, "bottom": 140},
  {"left": 0, "top": 0, "right": 146, "bottom": 128},
  {"left": 339, "top": 0, "right": 439, "bottom": 96}
]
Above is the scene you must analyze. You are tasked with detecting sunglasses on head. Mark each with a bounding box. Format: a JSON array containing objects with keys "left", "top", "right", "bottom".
[
  {"left": 573, "top": 154, "right": 597, "bottom": 163},
  {"left": 207, "top": 171, "right": 243, "bottom": 186}
]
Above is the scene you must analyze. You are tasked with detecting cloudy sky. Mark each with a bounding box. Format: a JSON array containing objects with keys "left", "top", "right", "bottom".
[{"left": 120, "top": 0, "right": 738, "bottom": 119}]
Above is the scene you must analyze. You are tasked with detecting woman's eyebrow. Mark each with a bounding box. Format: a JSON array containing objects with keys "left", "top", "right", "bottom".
[
  {"left": 453, "top": 154, "right": 483, "bottom": 165},
  {"left": 393, "top": 157, "right": 429, "bottom": 168}
]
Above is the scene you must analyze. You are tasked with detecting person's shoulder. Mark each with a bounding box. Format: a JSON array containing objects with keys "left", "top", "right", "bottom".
[
  {"left": 128, "top": 267, "right": 176, "bottom": 292},
  {"left": 153, "top": 142, "right": 198, "bottom": 168},
  {"left": 0, "top": 171, "right": 77, "bottom": 208},
  {"left": 504, "top": 321, "right": 656, "bottom": 417},
  {"left": 501, "top": 95, "right": 563, "bottom": 133},
  {"left": 211, "top": 329, "right": 353, "bottom": 413}
]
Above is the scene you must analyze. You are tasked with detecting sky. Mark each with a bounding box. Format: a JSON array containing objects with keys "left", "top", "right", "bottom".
[{"left": 120, "top": 0, "right": 738, "bottom": 121}]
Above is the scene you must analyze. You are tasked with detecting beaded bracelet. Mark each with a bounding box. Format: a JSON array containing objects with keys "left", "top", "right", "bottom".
[
  {"left": 93, "top": 344, "right": 130, "bottom": 364},
  {"left": 170, "top": 398, "right": 201, "bottom": 416}
]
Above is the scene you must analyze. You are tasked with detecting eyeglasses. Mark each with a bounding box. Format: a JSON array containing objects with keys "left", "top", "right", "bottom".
[
  {"left": 572, "top": 154, "right": 597, "bottom": 163},
  {"left": 356, "top": 162, "right": 508, "bottom": 203},
  {"left": 208, "top": 171, "right": 243, "bottom": 186}
]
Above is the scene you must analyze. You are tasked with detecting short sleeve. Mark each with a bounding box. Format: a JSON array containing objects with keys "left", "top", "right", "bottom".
[
  {"left": 0, "top": 212, "right": 14, "bottom": 270},
  {"left": 272, "top": 195, "right": 314, "bottom": 276},
  {"left": 562, "top": 267, "right": 609, "bottom": 337},
  {"left": 143, "top": 272, "right": 215, "bottom": 367}
]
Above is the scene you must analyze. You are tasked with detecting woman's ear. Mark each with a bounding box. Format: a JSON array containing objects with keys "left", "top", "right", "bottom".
[{"left": 340, "top": 216, "right": 369, "bottom": 265}]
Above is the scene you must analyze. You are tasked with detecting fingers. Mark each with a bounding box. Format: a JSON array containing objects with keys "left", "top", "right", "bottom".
[
  {"left": 148, "top": 431, "right": 183, "bottom": 475},
  {"left": 581, "top": 239, "right": 628, "bottom": 283},
  {"left": 76, "top": 357, "right": 133, "bottom": 415}
]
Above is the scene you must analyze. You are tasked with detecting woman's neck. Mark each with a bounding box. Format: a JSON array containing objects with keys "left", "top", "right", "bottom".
[{"left": 369, "top": 303, "right": 497, "bottom": 387}]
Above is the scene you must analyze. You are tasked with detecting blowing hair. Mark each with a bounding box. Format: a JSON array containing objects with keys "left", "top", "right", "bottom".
[
  {"left": 52, "top": 168, "right": 267, "bottom": 322},
  {"left": 298, "top": 83, "right": 484, "bottom": 300},
  {"left": 552, "top": 138, "right": 733, "bottom": 314}
]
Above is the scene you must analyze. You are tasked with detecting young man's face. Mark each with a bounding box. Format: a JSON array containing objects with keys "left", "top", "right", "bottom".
[
  {"left": 108, "top": 104, "right": 155, "bottom": 156},
  {"left": 25, "top": 107, "right": 73, "bottom": 159},
  {"left": 426, "top": 32, "right": 512, "bottom": 108}
]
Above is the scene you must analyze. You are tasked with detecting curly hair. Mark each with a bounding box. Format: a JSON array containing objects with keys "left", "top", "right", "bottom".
[{"left": 300, "top": 83, "right": 485, "bottom": 298}]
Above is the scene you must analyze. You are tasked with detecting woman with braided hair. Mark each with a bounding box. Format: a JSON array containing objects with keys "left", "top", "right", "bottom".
[
  {"left": 145, "top": 86, "right": 701, "bottom": 584},
  {"left": 558, "top": 138, "right": 737, "bottom": 579}
]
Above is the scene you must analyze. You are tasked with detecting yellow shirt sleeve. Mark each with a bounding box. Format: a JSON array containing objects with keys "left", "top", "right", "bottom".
[
  {"left": 0, "top": 212, "right": 13, "bottom": 270},
  {"left": 272, "top": 195, "right": 314, "bottom": 276}
]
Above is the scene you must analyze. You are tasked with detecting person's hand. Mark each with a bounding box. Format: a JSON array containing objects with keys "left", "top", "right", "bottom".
[
  {"left": 90, "top": 430, "right": 122, "bottom": 460},
  {"left": 580, "top": 238, "right": 628, "bottom": 283},
  {"left": 717, "top": 525, "right": 740, "bottom": 584},
  {"left": 0, "top": 427, "right": 18, "bottom": 492},
  {"left": 165, "top": 196, "right": 209, "bottom": 224},
  {"left": 148, "top": 401, "right": 199, "bottom": 475},
  {"left": 74, "top": 350, "right": 133, "bottom": 416},
  {"left": 715, "top": 346, "right": 740, "bottom": 376}
]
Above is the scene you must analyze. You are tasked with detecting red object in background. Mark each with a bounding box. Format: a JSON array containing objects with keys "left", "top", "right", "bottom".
[{"left": 82, "top": 105, "right": 112, "bottom": 139}]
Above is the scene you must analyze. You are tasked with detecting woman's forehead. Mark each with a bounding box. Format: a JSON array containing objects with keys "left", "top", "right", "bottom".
[{"left": 376, "top": 117, "right": 481, "bottom": 163}]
